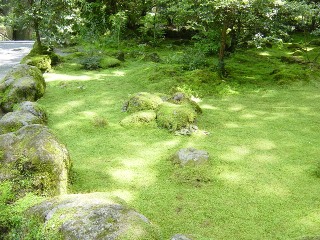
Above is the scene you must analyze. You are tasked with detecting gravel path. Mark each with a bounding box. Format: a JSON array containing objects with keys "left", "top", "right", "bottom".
[{"left": 0, "top": 41, "right": 34, "bottom": 80}]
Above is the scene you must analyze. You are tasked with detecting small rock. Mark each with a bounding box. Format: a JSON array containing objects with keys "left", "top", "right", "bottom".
[
  {"left": 173, "top": 148, "right": 209, "bottom": 166},
  {"left": 171, "top": 234, "right": 192, "bottom": 240}
]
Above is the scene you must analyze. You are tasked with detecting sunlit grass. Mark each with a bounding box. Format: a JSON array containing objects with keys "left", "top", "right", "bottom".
[{"left": 38, "top": 45, "right": 320, "bottom": 239}]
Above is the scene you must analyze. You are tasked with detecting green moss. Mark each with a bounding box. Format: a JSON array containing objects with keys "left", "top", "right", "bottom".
[
  {"left": 156, "top": 102, "right": 197, "bottom": 131},
  {"left": 120, "top": 110, "right": 157, "bottom": 127},
  {"left": 21, "top": 55, "right": 52, "bottom": 72},
  {"left": 125, "top": 92, "right": 164, "bottom": 113},
  {"left": 100, "top": 57, "right": 121, "bottom": 68}
]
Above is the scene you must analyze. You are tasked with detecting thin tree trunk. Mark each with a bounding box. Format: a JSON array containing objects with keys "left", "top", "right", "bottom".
[
  {"left": 218, "top": 20, "right": 228, "bottom": 78},
  {"left": 34, "top": 19, "right": 42, "bottom": 47}
]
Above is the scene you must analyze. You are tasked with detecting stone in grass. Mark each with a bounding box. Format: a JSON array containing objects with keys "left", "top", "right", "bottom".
[
  {"left": 120, "top": 110, "right": 157, "bottom": 127},
  {"left": 171, "top": 234, "right": 193, "bottom": 240},
  {"left": 156, "top": 102, "right": 197, "bottom": 131},
  {"left": 173, "top": 148, "right": 209, "bottom": 166},
  {"left": 123, "top": 92, "right": 164, "bottom": 113},
  {"left": 0, "top": 124, "right": 71, "bottom": 197},
  {"left": 0, "top": 64, "right": 46, "bottom": 112},
  {"left": 22, "top": 193, "right": 161, "bottom": 240}
]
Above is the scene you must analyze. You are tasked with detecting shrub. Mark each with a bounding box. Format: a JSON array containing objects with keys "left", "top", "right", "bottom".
[{"left": 80, "top": 56, "right": 101, "bottom": 70}]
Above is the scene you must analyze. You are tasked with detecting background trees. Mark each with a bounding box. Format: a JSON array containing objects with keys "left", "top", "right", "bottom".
[{"left": 2, "top": 0, "right": 319, "bottom": 70}]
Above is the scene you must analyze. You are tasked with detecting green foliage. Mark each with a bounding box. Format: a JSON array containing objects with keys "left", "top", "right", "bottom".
[
  {"left": 139, "top": 9, "right": 165, "bottom": 46},
  {"left": 80, "top": 56, "right": 101, "bottom": 70},
  {"left": 0, "top": 181, "right": 44, "bottom": 239},
  {"left": 109, "top": 11, "right": 128, "bottom": 48}
]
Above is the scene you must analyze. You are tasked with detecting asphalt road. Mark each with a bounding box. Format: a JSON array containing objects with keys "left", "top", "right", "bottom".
[{"left": 0, "top": 41, "right": 34, "bottom": 80}]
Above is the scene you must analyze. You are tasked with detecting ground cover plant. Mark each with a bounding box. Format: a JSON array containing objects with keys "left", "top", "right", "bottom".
[{"left": 28, "top": 38, "right": 320, "bottom": 239}]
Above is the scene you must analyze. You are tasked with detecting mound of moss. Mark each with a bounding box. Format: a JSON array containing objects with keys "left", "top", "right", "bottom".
[
  {"left": 120, "top": 110, "right": 157, "bottom": 127},
  {"left": 21, "top": 55, "right": 51, "bottom": 72},
  {"left": 21, "top": 43, "right": 60, "bottom": 72},
  {"left": 123, "top": 92, "right": 164, "bottom": 113},
  {"left": 156, "top": 102, "right": 198, "bottom": 131},
  {"left": 100, "top": 56, "right": 121, "bottom": 68}
]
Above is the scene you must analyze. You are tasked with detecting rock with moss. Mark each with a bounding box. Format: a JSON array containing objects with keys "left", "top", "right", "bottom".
[
  {"left": 100, "top": 56, "right": 121, "bottom": 68},
  {"left": 21, "top": 54, "right": 52, "bottom": 72},
  {"left": 14, "top": 101, "right": 48, "bottom": 123},
  {"left": 21, "top": 193, "right": 161, "bottom": 239},
  {"left": 0, "top": 111, "right": 44, "bottom": 134},
  {"left": 0, "top": 124, "right": 71, "bottom": 197},
  {"left": 156, "top": 102, "right": 197, "bottom": 131},
  {"left": 169, "top": 92, "right": 202, "bottom": 114},
  {"left": 123, "top": 92, "right": 164, "bottom": 113},
  {"left": 0, "top": 64, "right": 46, "bottom": 112},
  {"left": 120, "top": 110, "right": 157, "bottom": 127}
]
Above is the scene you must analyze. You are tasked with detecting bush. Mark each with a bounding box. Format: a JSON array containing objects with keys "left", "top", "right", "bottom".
[
  {"left": 80, "top": 56, "right": 101, "bottom": 70},
  {"left": 181, "top": 49, "right": 209, "bottom": 70}
]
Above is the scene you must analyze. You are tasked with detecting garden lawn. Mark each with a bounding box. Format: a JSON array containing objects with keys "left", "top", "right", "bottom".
[{"left": 39, "top": 55, "right": 320, "bottom": 239}]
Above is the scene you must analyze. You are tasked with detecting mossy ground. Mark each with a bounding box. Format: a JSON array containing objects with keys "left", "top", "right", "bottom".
[{"left": 34, "top": 38, "right": 320, "bottom": 239}]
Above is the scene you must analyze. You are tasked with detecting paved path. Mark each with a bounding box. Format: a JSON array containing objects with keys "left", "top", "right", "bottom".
[{"left": 0, "top": 41, "right": 34, "bottom": 80}]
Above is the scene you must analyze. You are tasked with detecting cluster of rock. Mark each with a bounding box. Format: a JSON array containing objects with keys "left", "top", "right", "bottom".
[
  {"left": 0, "top": 54, "right": 161, "bottom": 239},
  {"left": 0, "top": 64, "right": 71, "bottom": 197},
  {"left": 121, "top": 91, "right": 202, "bottom": 132},
  {"left": 0, "top": 49, "right": 204, "bottom": 239}
]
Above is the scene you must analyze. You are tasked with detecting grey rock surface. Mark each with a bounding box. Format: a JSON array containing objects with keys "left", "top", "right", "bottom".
[
  {"left": 171, "top": 234, "right": 192, "bottom": 240},
  {"left": 25, "top": 193, "right": 161, "bottom": 240},
  {"left": 173, "top": 148, "right": 209, "bottom": 166},
  {"left": 0, "top": 110, "right": 43, "bottom": 134}
]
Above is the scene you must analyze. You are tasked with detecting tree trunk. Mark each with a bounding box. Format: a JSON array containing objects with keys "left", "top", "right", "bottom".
[
  {"left": 34, "top": 19, "right": 42, "bottom": 47},
  {"left": 218, "top": 20, "right": 228, "bottom": 78}
]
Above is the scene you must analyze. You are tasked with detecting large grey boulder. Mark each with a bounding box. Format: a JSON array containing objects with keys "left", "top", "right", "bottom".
[
  {"left": 22, "top": 193, "right": 161, "bottom": 240},
  {"left": 0, "top": 124, "right": 71, "bottom": 197},
  {"left": 0, "top": 64, "right": 46, "bottom": 112},
  {"left": 173, "top": 148, "right": 209, "bottom": 166}
]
